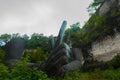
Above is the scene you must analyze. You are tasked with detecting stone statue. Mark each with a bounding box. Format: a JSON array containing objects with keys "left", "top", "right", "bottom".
[
  {"left": 41, "top": 21, "right": 84, "bottom": 76},
  {"left": 4, "top": 38, "right": 25, "bottom": 67}
]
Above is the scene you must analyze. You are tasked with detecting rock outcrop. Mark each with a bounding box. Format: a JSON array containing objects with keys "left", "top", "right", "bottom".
[{"left": 89, "top": 0, "right": 120, "bottom": 61}]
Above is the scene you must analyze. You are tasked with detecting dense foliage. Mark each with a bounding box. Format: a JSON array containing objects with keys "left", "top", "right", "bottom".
[
  {"left": 1, "top": 48, "right": 120, "bottom": 80},
  {"left": 87, "top": 0, "right": 102, "bottom": 15},
  {"left": 62, "top": 68, "right": 120, "bottom": 80},
  {"left": 0, "top": 48, "right": 5, "bottom": 63},
  {"left": 107, "top": 53, "right": 120, "bottom": 69},
  {"left": 25, "top": 33, "right": 49, "bottom": 51},
  {"left": 64, "top": 7, "right": 120, "bottom": 49},
  {"left": 23, "top": 47, "right": 48, "bottom": 63},
  {"left": 0, "top": 48, "right": 52, "bottom": 80},
  {"left": 0, "top": 63, "right": 52, "bottom": 80}
]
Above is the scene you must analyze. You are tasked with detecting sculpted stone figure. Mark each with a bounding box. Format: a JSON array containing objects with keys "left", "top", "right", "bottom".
[
  {"left": 4, "top": 38, "right": 25, "bottom": 67},
  {"left": 42, "top": 21, "right": 84, "bottom": 76}
]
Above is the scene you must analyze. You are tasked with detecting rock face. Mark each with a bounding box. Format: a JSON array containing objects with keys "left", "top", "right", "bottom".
[
  {"left": 89, "top": 0, "right": 120, "bottom": 62},
  {"left": 90, "top": 33, "right": 120, "bottom": 61},
  {"left": 98, "top": 0, "right": 120, "bottom": 15}
]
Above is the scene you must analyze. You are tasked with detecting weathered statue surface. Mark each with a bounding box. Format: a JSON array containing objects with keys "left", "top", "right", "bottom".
[
  {"left": 4, "top": 38, "right": 25, "bottom": 67},
  {"left": 41, "top": 21, "right": 84, "bottom": 76}
]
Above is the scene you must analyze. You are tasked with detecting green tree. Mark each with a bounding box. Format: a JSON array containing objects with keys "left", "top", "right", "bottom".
[
  {"left": 22, "top": 34, "right": 29, "bottom": 41},
  {"left": 87, "top": 0, "right": 103, "bottom": 15},
  {"left": 24, "top": 47, "right": 48, "bottom": 63},
  {"left": 64, "top": 22, "right": 80, "bottom": 47},
  {"left": 26, "top": 33, "right": 49, "bottom": 52},
  {"left": 0, "top": 33, "right": 11, "bottom": 42},
  {"left": 11, "top": 33, "right": 21, "bottom": 39}
]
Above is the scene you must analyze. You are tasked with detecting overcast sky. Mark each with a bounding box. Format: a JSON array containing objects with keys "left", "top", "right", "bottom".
[{"left": 0, "top": 0, "right": 92, "bottom": 36}]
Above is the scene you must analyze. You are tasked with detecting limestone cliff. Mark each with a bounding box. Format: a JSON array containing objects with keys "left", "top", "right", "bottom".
[
  {"left": 88, "top": 0, "right": 120, "bottom": 61},
  {"left": 90, "top": 33, "right": 120, "bottom": 61}
]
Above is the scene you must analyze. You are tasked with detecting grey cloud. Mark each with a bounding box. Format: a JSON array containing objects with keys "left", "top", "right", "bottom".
[{"left": 0, "top": 0, "right": 92, "bottom": 36}]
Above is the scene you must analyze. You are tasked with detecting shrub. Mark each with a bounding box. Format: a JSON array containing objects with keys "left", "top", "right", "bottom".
[
  {"left": 62, "top": 68, "right": 120, "bottom": 80},
  {"left": 0, "top": 48, "right": 5, "bottom": 63},
  {"left": 63, "top": 69, "right": 107, "bottom": 80},
  {"left": 0, "top": 61, "right": 52, "bottom": 80},
  {"left": 10, "top": 61, "right": 51, "bottom": 80},
  {"left": 107, "top": 53, "right": 120, "bottom": 69},
  {"left": 23, "top": 47, "right": 48, "bottom": 63},
  {"left": 63, "top": 70, "right": 81, "bottom": 80},
  {"left": 0, "top": 63, "right": 10, "bottom": 80},
  {"left": 100, "top": 68, "right": 120, "bottom": 80}
]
